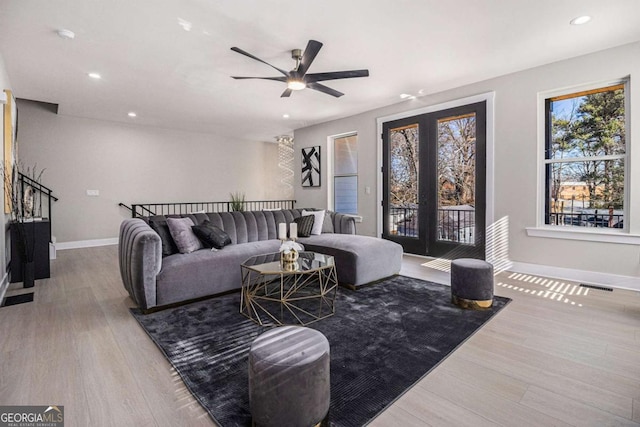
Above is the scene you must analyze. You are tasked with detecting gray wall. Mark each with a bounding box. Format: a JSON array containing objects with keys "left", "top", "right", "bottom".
[
  {"left": 17, "top": 100, "right": 285, "bottom": 243},
  {"left": 294, "top": 42, "right": 640, "bottom": 279},
  {"left": 0, "top": 53, "right": 11, "bottom": 279}
]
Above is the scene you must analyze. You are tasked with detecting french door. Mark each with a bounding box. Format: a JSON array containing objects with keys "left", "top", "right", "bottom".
[{"left": 382, "top": 101, "right": 486, "bottom": 259}]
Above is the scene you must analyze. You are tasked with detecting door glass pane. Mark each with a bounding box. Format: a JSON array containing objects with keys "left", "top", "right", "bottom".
[
  {"left": 334, "top": 176, "right": 358, "bottom": 214},
  {"left": 389, "top": 124, "right": 419, "bottom": 237},
  {"left": 437, "top": 113, "right": 476, "bottom": 243}
]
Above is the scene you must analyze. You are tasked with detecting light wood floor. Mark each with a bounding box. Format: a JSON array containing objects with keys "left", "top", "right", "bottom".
[{"left": 1, "top": 246, "right": 639, "bottom": 426}]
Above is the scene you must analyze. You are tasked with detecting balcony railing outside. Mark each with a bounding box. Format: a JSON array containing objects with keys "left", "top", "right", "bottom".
[
  {"left": 548, "top": 211, "right": 624, "bottom": 228},
  {"left": 388, "top": 206, "right": 475, "bottom": 244},
  {"left": 389, "top": 206, "right": 418, "bottom": 237}
]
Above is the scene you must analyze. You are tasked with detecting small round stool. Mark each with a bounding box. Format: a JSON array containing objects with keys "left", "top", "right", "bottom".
[
  {"left": 451, "top": 258, "right": 494, "bottom": 310},
  {"left": 249, "top": 326, "right": 330, "bottom": 427}
]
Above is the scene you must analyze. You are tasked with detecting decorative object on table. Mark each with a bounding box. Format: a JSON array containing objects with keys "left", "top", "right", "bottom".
[
  {"left": 301, "top": 146, "right": 321, "bottom": 187},
  {"left": 2, "top": 162, "right": 45, "bottom": 288},
  {"left": 131, "top": 275, "right": 511, "bottom": 427},
  {"left": 22, "top": 185, "right": 34, "bottom": 218},
  {"left": 229, "top": 191, "right": 245, "bottom": 211},
  {"left": 279, "top": 229, "right": 302, "bottom": 271},
  {"left": 280, "top": 243, "right": 300, "bottom": 262}
]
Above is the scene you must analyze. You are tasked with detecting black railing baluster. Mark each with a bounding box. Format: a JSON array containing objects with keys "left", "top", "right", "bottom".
[
  {"left": 18, "top": 172, "right": 58, "bottom": 242},
  {"left": 121, "top": 200, "right": 297, "bottom": 218}
]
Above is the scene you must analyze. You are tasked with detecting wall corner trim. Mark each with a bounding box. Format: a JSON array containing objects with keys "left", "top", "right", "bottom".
[{"left": 0, "top": 272, "right": 9, "bottom": 305}]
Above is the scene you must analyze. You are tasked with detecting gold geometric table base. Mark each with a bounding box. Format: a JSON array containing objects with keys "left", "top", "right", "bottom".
[{"left": 240, "top": 263, "right": 338, "bottom": 326}]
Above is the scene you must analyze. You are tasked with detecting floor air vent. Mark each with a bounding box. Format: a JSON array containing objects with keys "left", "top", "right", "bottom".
[{"left": 579, "top": 284, "right": 613, "bottom": 292}]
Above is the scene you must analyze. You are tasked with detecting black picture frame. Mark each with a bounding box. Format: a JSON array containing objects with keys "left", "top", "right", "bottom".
[{"left": 301, "top": 146, "right": 321, "bottom": 187}]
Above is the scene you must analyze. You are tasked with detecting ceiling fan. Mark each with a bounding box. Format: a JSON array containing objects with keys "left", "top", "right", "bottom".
[{"left": 230, "top": 40, "right": 369, "bottom": 98}]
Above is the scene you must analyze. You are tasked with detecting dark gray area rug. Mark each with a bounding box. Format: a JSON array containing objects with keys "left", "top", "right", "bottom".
[{"left": 131, "top": 275, "right": 510, "bottom": 426}]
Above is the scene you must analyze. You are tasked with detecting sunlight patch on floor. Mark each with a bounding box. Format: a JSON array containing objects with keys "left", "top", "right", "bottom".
[{"left": 497, "top": 272, "right": 587, "bottom": 307}]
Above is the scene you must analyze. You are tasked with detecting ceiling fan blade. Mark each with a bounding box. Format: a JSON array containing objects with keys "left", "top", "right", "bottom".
[
  {"left": 231, "top": 76, "right": 287, "bottom": 82},
  {"left": 230, "top": 47, "right": 290, "bottom": 77},
  {"left": 305, "top": 69, "right": 369, "bottom": 83},
  {"left": 307, "top": 82, "right": 344, "bottom": 98},
  {"left": 297, "top": 40, "right": 323, "bottom": 76},
  {"left": 281, "top": 88, "right": 293, "bottom": 98}
]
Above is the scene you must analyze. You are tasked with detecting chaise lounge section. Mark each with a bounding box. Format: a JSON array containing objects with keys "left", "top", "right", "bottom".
[{"left": 119, "top": 209, "right": 403, "bottom": 311}]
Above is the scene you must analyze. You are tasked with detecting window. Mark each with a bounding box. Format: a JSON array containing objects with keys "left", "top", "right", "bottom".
[
  {"left": 333, "top": 134, "right": 358, "bottom": 214},
  {"left": 544, "top": 82, "right": 627, "bottom": 230}
]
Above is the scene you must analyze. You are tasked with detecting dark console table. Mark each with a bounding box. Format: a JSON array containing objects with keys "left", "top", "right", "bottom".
[{"left": 10, "top": 220, "right": 51, "bottom": 283}]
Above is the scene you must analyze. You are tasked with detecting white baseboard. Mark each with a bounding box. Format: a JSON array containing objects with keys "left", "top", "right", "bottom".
[
  {"left": 0, "top": 272, "right": 10, "bottom": 304},
  {"left": 510, "top": 261, "right": 640, "bottom": 292},
  {"left": 56, "top": 237, "right": 119, "bottom": 250},
  {"left": 405, "top": 252, "right": 640, "bottom": 292}
]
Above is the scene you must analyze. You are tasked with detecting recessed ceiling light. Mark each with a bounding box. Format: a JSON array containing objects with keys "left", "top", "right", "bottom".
[
  {"left": 56, "top": 29, "right": 75, "bottom": 40},
  {"left": 128, "top": 112, "right": 137, "bottom": 118},
  {"left": 88, "top": 72, "right": 101, "bottom": 79},
  {"left": 282, "top": 114, "right": 290, "bottom": 119},
  {"left": 570, "top": 15, "right": 591, "bottom": 25},
  {"left": 177, "top": 18, "right": 192, "bottom": 32}
]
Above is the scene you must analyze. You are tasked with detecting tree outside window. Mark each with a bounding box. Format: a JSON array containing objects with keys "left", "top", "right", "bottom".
[{"left": 545, "top": 83, "right": 626, "bottom": 228}]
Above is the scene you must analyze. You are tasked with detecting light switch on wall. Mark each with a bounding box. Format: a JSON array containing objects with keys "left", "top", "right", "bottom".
[
  {"left": 365, "top": 186, "right": 371, "bottom": 195},
  {"left": 86, "top": 190, "right": 100, "bottom": 196}
]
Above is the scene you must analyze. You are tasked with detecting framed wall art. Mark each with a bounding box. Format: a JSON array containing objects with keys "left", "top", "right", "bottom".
[
  {"left": 3, "top": 89, "right": 17, "bottom": 213},
  {"left": 301, "top": 146, "right": 321, "bottom": 187}
]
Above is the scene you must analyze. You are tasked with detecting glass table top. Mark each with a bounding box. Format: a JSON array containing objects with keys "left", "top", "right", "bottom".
[{"left": 242, "top": 251, "right": 334, "bottom": 274}]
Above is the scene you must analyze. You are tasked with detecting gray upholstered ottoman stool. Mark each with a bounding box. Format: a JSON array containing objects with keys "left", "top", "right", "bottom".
[
  {"left": 451, "top": 258, "right": 494, "bottom": 310},
  {"left": 249, "top": 326, "right": 330, "bottom": 427}
]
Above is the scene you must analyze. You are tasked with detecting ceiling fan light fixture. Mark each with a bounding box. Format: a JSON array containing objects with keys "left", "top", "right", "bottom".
[{"left": 287, "top": 78, "right": 306, "bottom": 91}]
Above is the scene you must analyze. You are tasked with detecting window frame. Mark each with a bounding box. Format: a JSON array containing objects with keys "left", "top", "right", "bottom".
[
  {"left": 329, "top": 132, "right": 359, "bottom": 215},
  {"left": 528, "top": 78, "right": 640, "bottom": 244}
]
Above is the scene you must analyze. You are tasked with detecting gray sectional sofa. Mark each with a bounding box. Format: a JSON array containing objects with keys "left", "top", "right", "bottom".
[{"left": 119, "top": 209, "right": 403, "bottom": 311}]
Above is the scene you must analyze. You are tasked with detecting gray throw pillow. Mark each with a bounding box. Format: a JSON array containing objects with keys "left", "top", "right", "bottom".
[
  {"left": 166, "top": 217, "right": 202, "bottom": 254},
  {"left": 322, "top": 213, "right": 334, "bottom": 233},
  {"left": 149, "top": 219, "right": 179, "bottom": 256}
]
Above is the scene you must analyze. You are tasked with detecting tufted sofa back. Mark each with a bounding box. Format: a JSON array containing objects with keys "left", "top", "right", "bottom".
[{"left": 146, "top": 209, "right": 355, "bottom": 244}]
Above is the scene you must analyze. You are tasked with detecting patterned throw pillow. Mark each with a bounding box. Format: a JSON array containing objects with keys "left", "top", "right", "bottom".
[
  {"left": 166, "top": 217, "right": 203, "bottom": 254},
  {"left": 302, "top": 209, "right": 325, "bottom": 235},
  {"left": 192, "top": 220, "right": 232, "bottom": 249},
  {"left": 294, "top": 215, "right": 315, "bottom": 237}
]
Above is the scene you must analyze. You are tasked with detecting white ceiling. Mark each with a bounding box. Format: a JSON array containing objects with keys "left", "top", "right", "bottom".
[{"left": 1, "top": 0, "right": 639, "bottom": 142}]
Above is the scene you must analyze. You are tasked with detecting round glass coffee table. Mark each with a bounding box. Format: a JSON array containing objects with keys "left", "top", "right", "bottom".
[{"left": 240, "top": 251, "right": 338, "bottom": 326}]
